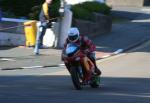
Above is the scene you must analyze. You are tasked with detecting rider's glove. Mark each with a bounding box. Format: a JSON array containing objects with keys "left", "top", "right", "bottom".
[{"left": 84, "top": 49, "right": 90, "bottom": 54}]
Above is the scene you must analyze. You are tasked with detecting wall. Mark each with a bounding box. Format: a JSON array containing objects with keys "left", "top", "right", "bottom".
[
  {"left": 0, "top": 18, "right": 27, "bottom": 46},
  {"left": 106, "top": 0, "right": 144, "bottom": 7},
  {"left": 73, "top": 13, "right": 112, "bottom": 37},
  {"left": 144, "top": 0, "right": 150, "bottom": 6},
  {"left": 0, "top": 32, "right": 25, "bottom": 46},
  {"left": 65, "top": 0, "right": 105, "bottom": 5}
]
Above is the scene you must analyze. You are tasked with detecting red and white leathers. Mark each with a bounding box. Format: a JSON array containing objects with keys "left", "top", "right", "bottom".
[
  {"left": 62, "top": 35, "right": 101, "bottom": 75},
  {"left": 64, "top": 35, "right": 95, "bottom": 53}
]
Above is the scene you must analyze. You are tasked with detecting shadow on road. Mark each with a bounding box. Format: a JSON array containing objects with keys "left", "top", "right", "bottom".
[
  {"left": 89, "top": 8, "right": 150, "bottom": 54},
  {"left": 112, "top": 10, "right": 150, "bottom": 20},
  {"left": 0, "top": 75, "right": 149, "bottom": 103},
  {"left": 92, "top": 17, "right": 150, "bottom": 53},
  {"left": 0, "top": 46, "right": 17, "bottom": 50}
]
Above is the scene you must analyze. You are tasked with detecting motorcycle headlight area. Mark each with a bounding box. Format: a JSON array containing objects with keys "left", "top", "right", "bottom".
[{"left": 66, "top": 44, "right": 79, "bottom": 57}]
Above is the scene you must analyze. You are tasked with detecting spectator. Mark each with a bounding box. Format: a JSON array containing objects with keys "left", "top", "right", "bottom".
[{"left": 37, "top": 0, "right": 60, "bottom": 48}]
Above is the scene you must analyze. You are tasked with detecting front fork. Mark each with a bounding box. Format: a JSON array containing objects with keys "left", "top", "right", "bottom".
[{"left": 65, "top": 61, "right": 84, "bottom": 78}]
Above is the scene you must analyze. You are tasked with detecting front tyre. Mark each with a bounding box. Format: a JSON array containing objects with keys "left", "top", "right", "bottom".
[{"left": 70, "top": 67, "right": 82, "bottom": 90}]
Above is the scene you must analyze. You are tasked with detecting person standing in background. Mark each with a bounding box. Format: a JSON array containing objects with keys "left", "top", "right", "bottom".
[{"left": 36, "top": 0, "right": 60, "bottom": 49}]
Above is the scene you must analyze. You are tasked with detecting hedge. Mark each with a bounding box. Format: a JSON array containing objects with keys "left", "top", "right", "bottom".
[
  {"left": 0, "top": 0, "right": 111, "bottom": 21},
  {"left": 0, "top": 0, "right": 44, "bottom": 18},
  {"left": 71, "top": 1, "right": 111, "bottom": 21},
  {"left": 0, "top": 0, "right": 60, "bottom": 20}
]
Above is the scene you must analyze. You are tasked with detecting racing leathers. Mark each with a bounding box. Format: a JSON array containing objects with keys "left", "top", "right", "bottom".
[{"left": 62, "top": 35, "right": 101, "bottom": 75}]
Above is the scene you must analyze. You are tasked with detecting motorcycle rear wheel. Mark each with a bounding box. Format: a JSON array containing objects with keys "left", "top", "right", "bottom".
[{"left": 90, "top": 75, "right": 100, "bottom": 88}]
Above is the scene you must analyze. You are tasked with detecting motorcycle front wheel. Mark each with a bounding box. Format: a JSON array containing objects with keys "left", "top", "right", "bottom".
[{"left": 70, "top": 67, "right": 83, "bottom": 90}]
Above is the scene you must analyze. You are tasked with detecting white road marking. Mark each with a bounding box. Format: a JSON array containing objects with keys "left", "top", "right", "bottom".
[{"left": 0, "top": 58, "right": 16, "bottom": 61}]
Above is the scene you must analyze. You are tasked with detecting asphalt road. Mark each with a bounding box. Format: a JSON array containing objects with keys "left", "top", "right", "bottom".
[
  {"left": 0, "top": 41, "right": 150, "bottom": 103},
  {"left": 0, "top": 75, "right": 149, "bottom": 103}
]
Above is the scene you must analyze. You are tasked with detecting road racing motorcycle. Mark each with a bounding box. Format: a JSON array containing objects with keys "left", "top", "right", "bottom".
[{"left": 62, "top": 43, "right": 100, "bottom": 90}]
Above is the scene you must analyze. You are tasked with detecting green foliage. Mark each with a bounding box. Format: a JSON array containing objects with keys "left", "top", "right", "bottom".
[
  {"left": 48, "top": 0, "right": 61, "bottom": 18},
  {"left": 0, "top": 0, "right": 44, "bottom": 18},
  {"left": 0, "top": 0, "right": 110, "bottom": 21},
  {"left": 71, "top": 1, "right": 111, "bottom": 21},
  {"left": 81, "top": 1, "right": 111, "bottom": 15},
  {"left": 29, "top": 0, "right": 60, "bottom": 20},
  {"left": 29, "top": 5, "right": 41, "bottom": 20},
  {"left": 0, "top": 0, "right": 60, "bottom": 20},
  {"left": 71, "top": 5, "right": 93, "bottom": 21}
]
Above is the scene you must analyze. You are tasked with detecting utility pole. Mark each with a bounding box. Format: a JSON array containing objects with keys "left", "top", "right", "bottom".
[
  {"left": 57, "top": 0, "right": 72, "bottom": 48},
  {"left": 0, "top": 8, "right": 2, "bottom": 22}
]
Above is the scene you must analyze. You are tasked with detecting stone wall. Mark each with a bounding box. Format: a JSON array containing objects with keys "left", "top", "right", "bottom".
[
  {"left": 0, "top": 18, "right": 25, "bottom": 34},
  {"left": 0, "top": 18, "right": 26, "bottom": 46},
  {"left": 73, "top": 13, "right": 112, "bottom": 37},
  {"left": 144, "top": 0, "right": 150, "bottom": 6},
  {"left": 106, "top": 0, "right": 144, "bottom": 7},
  {"left": 0, "top": 32, "right": 25, "bottom": 46}
]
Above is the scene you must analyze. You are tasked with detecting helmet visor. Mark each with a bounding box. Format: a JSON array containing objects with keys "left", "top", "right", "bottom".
[{"left": 68, "top": 35, "right": 78, "bottom": 41}]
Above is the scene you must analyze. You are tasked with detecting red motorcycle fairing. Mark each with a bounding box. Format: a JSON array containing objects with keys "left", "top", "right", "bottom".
[{"left": 63, "top": 49, "right": 95, "bottom": 82}]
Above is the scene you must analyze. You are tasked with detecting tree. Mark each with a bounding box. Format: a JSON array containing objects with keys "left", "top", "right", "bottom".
[{"left": 0, "top": 0, "right": 61, "bottom": 20}]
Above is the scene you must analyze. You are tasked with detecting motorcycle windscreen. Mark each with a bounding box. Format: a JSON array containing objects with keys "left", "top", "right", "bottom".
[{"left": 66, "top": 43, "right": 79, "bottom": 57}]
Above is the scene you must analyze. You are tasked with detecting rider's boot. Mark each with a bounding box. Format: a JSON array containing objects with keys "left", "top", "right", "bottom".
[
  {"left": 87, "top": 55, "right": 101, "bottom": 76},
  {"left": 90, "top": 58, "right": 101, "bottom": 76}
]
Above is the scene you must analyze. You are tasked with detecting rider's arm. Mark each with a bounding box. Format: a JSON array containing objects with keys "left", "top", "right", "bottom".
[{"left": 83, "top": 36, "right": 96, "bottom": 53}]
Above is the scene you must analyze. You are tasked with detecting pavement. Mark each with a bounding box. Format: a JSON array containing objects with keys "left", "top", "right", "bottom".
[{"left": 0, "top": 6, "right": 150, "bottom": 70}]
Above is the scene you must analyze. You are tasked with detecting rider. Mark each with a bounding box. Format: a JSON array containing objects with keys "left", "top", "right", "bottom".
[{"left": 62, "top": 27, "right": 101, "bottom": 76}]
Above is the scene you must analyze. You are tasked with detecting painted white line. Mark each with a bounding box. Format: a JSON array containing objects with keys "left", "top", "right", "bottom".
[
  {"left": 132, "top": 19, "right": 150, "bottom": 23},
  {"left": 101, "top": 54, "right": 112, "bottom": 58},
  {"left": 59, "top": 63, "right": 65, "bottom": 66},
  {"left": 113, "top": 49, "right": 124, "bottom": 54},
  {"left": 0, "top": 58, "right": 16, "bottom": 61},
  {"left": 142, "top": 8, "right": 150, "bottom": 12},
  {"left": 59, "top": 64, "right": 65, "bottom": 67},
  {"left": 22, "top": 66, "right": 44, "bottom": 69},
  {"left": 99, "top": 49, "right": 123, "bottom": 58},
  {"left": 97, "top": 53, "right": 127, "bottom": 63}
]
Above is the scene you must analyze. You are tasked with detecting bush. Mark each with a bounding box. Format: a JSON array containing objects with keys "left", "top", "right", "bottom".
[
  {"left": 71, "top": 1, "right": 111, "bottom": 21},
  {"left": 0, "top": 0, "right": 44, "bottom": 18},
  {"left": 71, "top": 5, "right": 93, "bottom": 21},
  {"left": 47, "top": 0, "right": 61, "bottom": 18},
  {"left": 0, "top": 0, "right": 60, "bottom": 20},
  {"left": 29, "top": 0, "right": 60, "bottom": 20},
  {"left": 81, "top": 1, "right": 111, "bottom": 15},
  {"left": 29, "top": 5, "right": 41, "bottom": 20}
]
